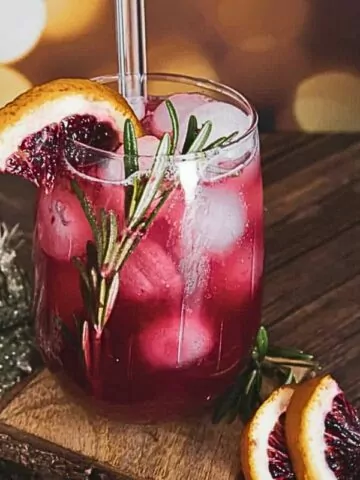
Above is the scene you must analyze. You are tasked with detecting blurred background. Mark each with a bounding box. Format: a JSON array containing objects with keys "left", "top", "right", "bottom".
[{"left": 0, "top": 0, "right": 359, "bottom": 132}]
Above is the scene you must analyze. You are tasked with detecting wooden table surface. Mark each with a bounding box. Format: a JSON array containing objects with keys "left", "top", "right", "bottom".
[{"left": 0, "top": 133, "right": 359, "bottom": 479}]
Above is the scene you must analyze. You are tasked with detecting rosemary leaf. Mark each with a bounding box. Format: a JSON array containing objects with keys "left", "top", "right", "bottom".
[
  {"left": 82, "top": 320, "right": 92, "bottom": 374},
  {"left": 103, "top": 211, "right": 119, "bottom": 267},
  {"left": 54, "top": 315, "right": 78, "bottom": 349},
  {"left": 71, "top": 180, "right": 99, "bottom": 243},
  {"left": 182, "top": 115, "right": 198, "bottom": 153},
  {"left": 255, "top": 326, "right": 268, "bottom": 361},
  {"left": 264, "top": 357, "right": 320, "bottom": 369},
  {"left": 255, "top": 370, "right": 262, "bottom": 398},
  {"left": 212, "top": 384, "right": 241, "bottom": 424},
  {"left": 113, "top": 236, "right": 138, "bottom": 272},
  {"left": 245, "top": 369, "right": 258, "bottom": 396},
  {"left": 101, "top": 273, "right": 120, "bottom": 328},
  {"left": 143, "top": 188, "right": 172, "bottom": 231},
  {"left": 97, "top": 277, "right": 107, "bottom": 329},
  {"left": 90, "top": 267, "right": 98, "bottom": 292},
  {"left": 79, "top": 275, "right": 94, "bottom": 324},
  {"left": 129, "top": 133, "right": 171, "bottom": 229},
  {"left": 100, "top": 209, "right": 108, "bottom": 262},
  {"left": 241, "top": 372, "right": 261, "bottom": 423},
  {"left": 165, "top": 100, "right": 179, "bottom": 154},
  {"left": 267, "top": 345, "right": 315, "bottom": 361},
  {"left": 106, "top": 240, "right": 123, "bottom": 275},
  {"left": 226, "top": 395, "right": 244, "bottom": 424},
  {"left": 123, "top": 119, "right": 139, "bottom": 173},
  {"left": 86, "top": 241, "right": 99, "bottom": 272},
  {"left": 187, "top": 121, "right": 212, "bottom": 153},
  {"left": 284, "top": 368, "right": 295, "bottom": 385},
  {"left": 204, "top": 130, "right": 239, "bottom": 151},
  {"left": 123, "top": 118, "right": 139, "bottom": 221},
  {"left": 72, "top": 257, "right": 91, "bottom": 290},
  {"left": 128, "top": 178, "right": 141, "bottom": 221}
]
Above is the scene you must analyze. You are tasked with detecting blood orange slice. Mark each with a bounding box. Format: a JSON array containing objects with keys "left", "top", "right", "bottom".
[
  {"left": 0, "top": 78, "right": 143, "bottom": 190},
  {"left": 240, "top": 385, "right": 296, "bottom": 480},
  {"left": 285, "top": 374, "right": 360, "bottom": 480}
]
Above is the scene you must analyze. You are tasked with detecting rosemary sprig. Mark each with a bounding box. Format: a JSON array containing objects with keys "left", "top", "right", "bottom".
[
  {"left": 212, "top": 326, "right": 321, "bottom": 424},
  {"left": 71, "top": 117, "right": 173, "bottom": 335},
  {"left": 70, "top": 100, "right": 261, "bottom": 380},
  {"left": 165, "top": 100, "right": 179, "bottom": 154}
]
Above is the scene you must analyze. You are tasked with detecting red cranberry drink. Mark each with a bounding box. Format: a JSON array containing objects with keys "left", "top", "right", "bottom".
[{"left": 0, "top": 74, "right": 263, "bottom": 421}]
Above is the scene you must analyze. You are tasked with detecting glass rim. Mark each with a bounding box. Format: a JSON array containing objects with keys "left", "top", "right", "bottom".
[
  {"left": 64, "top": 72, "right": 259, "bottom": 184},
  {"left": 94, "top": 72, "right": 258, "bottom": 148}
]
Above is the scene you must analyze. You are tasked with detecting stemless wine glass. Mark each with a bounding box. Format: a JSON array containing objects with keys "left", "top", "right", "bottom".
[{"left": 34, "top": 73, "right": 263, "bottom": 422}]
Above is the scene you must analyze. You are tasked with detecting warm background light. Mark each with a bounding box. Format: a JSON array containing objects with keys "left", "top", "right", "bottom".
[
  {"left": 149, "top": 37, "right": 218, "bottom": 81},
  {"left": 0, "top": 66, "right": 32, "bottom": 108},
  {"left": 43, "top": 0, "right": 104, "bottom": 41},
  {"left": 147, "top": 37, "right": 219, "bottom": 95},
  {"left": 215, "top": 0, "right": 308, "bottom": 47},
  {"left": 0, "top": 0, "right": 46, "bottom": 64},
  {"left": 0, "top": 0, "right": 359, "bottom": 132},
  {"left": 222, "top": 44, "right": 309, "bottom": 106},
  {"left": 294, "top": 72, "right": 360, "bottom": 132}
]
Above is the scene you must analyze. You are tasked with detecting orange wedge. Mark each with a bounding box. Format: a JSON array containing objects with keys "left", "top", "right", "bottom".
[
  {"left": 0, "top": 78, "right": 143, "bottom": 189},
  {"left": 285, "top": 374, "right": 360, "bottom": 480},
  {"left": 240, "top": 385, "right": 295, "bottom": 479}
]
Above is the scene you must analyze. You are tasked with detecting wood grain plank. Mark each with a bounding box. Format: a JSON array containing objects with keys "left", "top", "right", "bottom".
[
  {"left": 264, "top": 139, "right": 360, "bottom": 226},
  {"left": 267, "top": 274, "right": 360, "bottom": 407},
  {"left": 265, "top": 179, "right": 360, "bottom": 272},
  {"left": 263, "top": 134, "right": 359, "bottom": 185},
  {"left": 261, "top": 133, "right": 313, "bottom": 163},
  {"left": 263, "top": 224, "right": 360, "bottom": 326}
]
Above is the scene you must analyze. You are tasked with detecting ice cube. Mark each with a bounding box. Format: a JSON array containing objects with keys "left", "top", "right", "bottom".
[
  {"left": 37, "top": 181, "right": 93, "bottom": 261},
  {"left": 182, "top": 186, "right": 246, "bottom": 254},
  {"left": 151, "top": 93, "right": 210, "bottom": 140},
  {"left": 138, "top": 314, "right": 214, "bottom": 369},
  {"left": 179, "top": 100, "right": 252, "bottom": 150},
  {"left": 120, "top": 237, "right": 182, "bottom": 303}
]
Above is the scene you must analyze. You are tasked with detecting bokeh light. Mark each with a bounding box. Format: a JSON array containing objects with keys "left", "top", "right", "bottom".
[
  {"left": 215, "top": 0, "right": 308, "bottom": 47},
  {"left": 294, "top": 72, "right": 360, "bottom": 132},
  {"left": 0, "top": 66, "right": 31, "bottom": 108},
  {"left": 0, "top": 0, "right": 46, "bottom": 64},
  {"left": 43, "top": 0, "right": 103, "bottom": 41},
  {"left": 148, "top": 36, "right": 219, "bottom": 94}
]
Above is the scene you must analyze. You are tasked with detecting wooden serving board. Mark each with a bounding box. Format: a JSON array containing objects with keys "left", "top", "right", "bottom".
[{"left": 0, "top": 369, "right": 243, "bottom": 480}]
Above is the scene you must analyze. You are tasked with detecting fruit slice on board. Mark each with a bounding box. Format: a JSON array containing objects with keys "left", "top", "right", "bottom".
[
  {"left": 240, "top": 385, "right": 296, "bottom": 480},
  {"left": 0, "top": 78, "right": 143, "bottom": 190},
  {"left": 285, "top": 374, "right": 360, "bottom": 480}
]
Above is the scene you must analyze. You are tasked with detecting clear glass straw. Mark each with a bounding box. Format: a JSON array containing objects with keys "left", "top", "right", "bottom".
[{"left": 115, "top": 0, "right": 147, "bottom": 99}]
